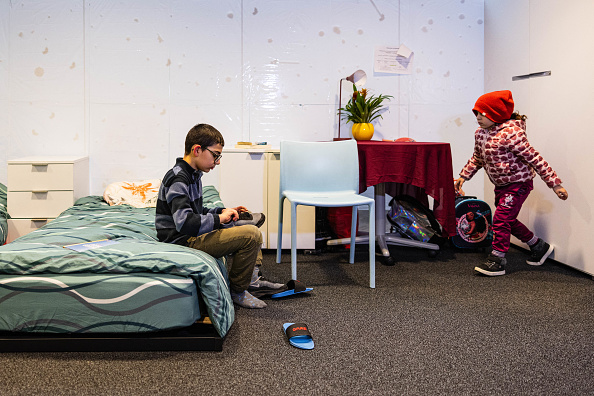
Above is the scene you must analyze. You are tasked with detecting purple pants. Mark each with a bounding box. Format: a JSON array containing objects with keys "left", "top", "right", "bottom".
[{"left": 492, "top": 180, "right": 535, "bottom": 254}]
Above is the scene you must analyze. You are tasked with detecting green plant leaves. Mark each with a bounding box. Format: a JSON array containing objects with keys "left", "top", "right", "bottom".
[{"left": 337, "top": 85, "right": 393, "bottom": 124}]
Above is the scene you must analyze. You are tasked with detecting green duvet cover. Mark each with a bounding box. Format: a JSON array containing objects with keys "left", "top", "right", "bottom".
[{"left": 0, "top": 189, "right": 234, "bottom": 337}]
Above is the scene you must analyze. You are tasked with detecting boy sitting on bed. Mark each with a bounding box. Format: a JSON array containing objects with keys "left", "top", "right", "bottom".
[{"left": 156, "top": 123, "right": 283, "bottom": 308}]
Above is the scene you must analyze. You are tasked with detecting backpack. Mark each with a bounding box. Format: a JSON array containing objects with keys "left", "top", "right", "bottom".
[
  {"left": 451, "top": 196, "right": 493, "bottom": 249},
  {"left": 387, "top": 195, "right": 447, "bottom": 246}
]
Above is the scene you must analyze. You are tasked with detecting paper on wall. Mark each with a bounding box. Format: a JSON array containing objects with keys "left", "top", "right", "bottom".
[{"left": 374, "top": 44, "right": 414, "bottom": 74}]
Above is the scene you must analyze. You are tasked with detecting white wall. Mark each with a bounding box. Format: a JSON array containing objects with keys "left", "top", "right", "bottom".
[
  {"left": 484, "top": 0, "right": 594, "bottom": 273},
  {"left": 0, "top": 0, "right": 484, "bottom": 197}
]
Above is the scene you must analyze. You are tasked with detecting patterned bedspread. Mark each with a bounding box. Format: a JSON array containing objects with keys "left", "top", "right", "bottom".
[{"left": 0, "top": 190, "right": 234, "bottom": 337}]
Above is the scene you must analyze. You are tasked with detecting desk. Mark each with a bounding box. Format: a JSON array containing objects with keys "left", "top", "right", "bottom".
[{"left": 328, "top": 141, "right": 456, "bottom": 264}]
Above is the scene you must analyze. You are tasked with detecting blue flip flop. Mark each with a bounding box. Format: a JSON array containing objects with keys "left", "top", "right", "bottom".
[
  {"left": 271, "top": 280, "right": 312, "bottom": 299},
  {"left": 283, "top": 322, "right": 314, "bottom": 350}
]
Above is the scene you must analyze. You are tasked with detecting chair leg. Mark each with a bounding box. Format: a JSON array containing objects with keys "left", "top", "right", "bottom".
[
  {"left": 368, "top": 201, "right": 376, "bottom": 288},
  {"left": 291, "top": 202, "right": 298, "bottom": 280},
  {"left": 349, "top": 206, "right": 357, "bottom": 264},
  {"left": 276, "top": 196, "right": 285, "bottom": 264}
]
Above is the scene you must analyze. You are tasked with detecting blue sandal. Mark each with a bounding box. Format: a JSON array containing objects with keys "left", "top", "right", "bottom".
[
  {"left": 284, "top": 322, "right": 314, "bottom": 350},
  {"left": 271, "top": 280, "right": 313, "bottom": 298}
]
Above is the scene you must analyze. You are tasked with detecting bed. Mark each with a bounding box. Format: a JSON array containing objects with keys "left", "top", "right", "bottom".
[{"left": 0, "top": 185, "right": 234, "bottom": 352}]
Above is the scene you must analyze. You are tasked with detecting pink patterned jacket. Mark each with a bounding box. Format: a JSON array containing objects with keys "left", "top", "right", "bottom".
[{"left": 459, "top": 119, "right": 562, "bottom": 188}]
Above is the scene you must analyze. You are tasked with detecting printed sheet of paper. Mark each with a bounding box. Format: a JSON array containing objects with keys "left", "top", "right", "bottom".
[{"left": 374, "top": 44, "right": 414, "bottom": 74}]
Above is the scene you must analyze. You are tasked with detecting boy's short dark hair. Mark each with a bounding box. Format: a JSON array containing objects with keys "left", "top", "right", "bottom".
[{"left": 185, "top": 124, "right": 225, "bottom": 155}]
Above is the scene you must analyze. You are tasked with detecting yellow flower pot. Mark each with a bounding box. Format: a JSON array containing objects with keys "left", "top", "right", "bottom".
[{"left": 352, "top": 123, "right": 374, "bottom": 141}]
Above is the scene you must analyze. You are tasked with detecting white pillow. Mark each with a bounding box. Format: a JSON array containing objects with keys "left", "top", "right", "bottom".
[{"left": 103, "top": 179, "right": 161, "bottom": 208}]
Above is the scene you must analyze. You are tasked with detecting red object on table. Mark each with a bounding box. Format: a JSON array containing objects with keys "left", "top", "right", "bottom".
[{"left": 356, "top": 140, "right": 457, "bottom": 237}]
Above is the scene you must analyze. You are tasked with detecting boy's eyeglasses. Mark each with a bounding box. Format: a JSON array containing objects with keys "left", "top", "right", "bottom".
[{"left": 204, "top": 147, "right": 222, "bottom": 162}]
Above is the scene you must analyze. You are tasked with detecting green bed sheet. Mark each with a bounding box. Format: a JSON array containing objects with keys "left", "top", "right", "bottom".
[{"left": 0, "top": 188, "right": 234, "bottom": 337}]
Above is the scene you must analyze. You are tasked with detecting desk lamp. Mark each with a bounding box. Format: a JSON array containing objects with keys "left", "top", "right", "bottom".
[{"left": 337, "top": 69, "right": 367, "bottom": 140}]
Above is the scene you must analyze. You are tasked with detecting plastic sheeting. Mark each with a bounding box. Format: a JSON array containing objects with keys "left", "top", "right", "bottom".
[{"left": 0, "top": 0, "right": 484, "bottom": 194}]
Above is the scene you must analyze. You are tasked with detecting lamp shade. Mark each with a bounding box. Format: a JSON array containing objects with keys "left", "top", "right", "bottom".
[{"left": 345, "top": 69, "right": 367, "bottom": 86}]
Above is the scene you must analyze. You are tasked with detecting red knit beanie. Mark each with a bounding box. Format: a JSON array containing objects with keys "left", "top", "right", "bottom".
[{"left": 472, "top": 90, "right": 514, "bottom": 123}]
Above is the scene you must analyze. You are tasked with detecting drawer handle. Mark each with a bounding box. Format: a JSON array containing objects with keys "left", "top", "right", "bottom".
[
  {"left": 32, "top": 190, "right": 49, "bottom": 194},
  {"left": 31, "top": 219, "right": 49, "bottom": 223},
  {"left": 31, "top": 163, "right": 49, "bottom": 167}
]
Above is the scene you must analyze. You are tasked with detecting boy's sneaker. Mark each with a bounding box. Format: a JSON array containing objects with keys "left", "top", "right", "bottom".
[
  {"left": 526, "top": 238, "right": 554, "bottom": 266},
  {"left": 474, "top": 254, "right": 507, "bottom": 276},
  {"left": 235, "top": 212, "right": 266, "bottom": 228}
]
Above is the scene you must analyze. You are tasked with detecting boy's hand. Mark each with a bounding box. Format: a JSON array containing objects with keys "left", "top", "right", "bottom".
[
  {"left": 553, "top": 185, "right": 568, "bottom": 200},
  {"left": 233, "top": 206, "right": 248, "bottom": 213},
  {"left": 220, "top": 208, "right": 239, "bottom": 224}
]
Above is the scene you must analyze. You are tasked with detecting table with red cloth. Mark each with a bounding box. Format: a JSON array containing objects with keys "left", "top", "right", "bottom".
[{"left": 356, "top": 140, "right": 457, "bottom": 237}]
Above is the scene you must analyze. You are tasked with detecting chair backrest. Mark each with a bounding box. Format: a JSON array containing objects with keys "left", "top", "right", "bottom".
[{"left": 279, "top": 140, "right": 360, "bottom": 194}]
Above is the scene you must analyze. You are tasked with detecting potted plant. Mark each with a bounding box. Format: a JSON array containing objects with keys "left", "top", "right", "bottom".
[{"left": 338, "top": 84, "right": 393, "bottom": 140}]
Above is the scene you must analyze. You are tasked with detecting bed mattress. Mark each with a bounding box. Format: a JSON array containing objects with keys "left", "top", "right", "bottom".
[{"left": 0, "top": 273, "right": 200, "bottom": 333}]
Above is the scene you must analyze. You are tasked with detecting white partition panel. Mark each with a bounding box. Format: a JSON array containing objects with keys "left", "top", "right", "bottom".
[{"left": 485, "top": 0, "right": 594, "bottom": 275}]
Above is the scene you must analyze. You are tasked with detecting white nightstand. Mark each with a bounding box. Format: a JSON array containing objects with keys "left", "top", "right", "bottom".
[{"left": 6, "top": 156, "right": 89, "bottom": 242}]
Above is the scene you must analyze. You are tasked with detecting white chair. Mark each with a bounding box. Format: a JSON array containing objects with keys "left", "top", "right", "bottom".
[{"left": 276, "top": 140, "right": 376, "bottom": 288}]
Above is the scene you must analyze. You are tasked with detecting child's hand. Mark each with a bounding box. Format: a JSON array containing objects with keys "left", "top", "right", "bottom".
[
  {"left": 233, "top": 206, "right": 248, "bottom": 213},
  {"left": 553, "top": 185, "right": 568, "bottom": 200},
  {"left": 454, "top": 178, "right": 466, "bottom": 195},
  {"left": 220, "top": 208, "right": 239, "bottom": 223}
]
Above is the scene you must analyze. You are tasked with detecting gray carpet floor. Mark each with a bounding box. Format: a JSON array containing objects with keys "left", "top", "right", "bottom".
[{"left": 1, "top": 244, "right": 593, "bottom": 395}]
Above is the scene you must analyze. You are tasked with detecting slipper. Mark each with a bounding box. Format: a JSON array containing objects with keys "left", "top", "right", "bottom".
[
  {"left": 271, "top": 280, "right": 313, "bottom": 299},
  {"left": 249, "top": 283, "right": 288, "bottom": 299},
  {"left": 283, "top": 322, "right": 314, "bottom": 350}
]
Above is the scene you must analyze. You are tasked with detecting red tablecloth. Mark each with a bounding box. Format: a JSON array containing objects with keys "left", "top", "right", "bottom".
[{"left": 356, "top": 141, "right": 457, "bottom": 236}]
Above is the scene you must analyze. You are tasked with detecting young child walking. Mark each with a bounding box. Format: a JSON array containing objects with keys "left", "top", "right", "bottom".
[
  {"left": 156, "top": 123, "right": 282, "bottom": 307},
  {"left": 454, "top": 90, "right": 568, "bottom": 276}
]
